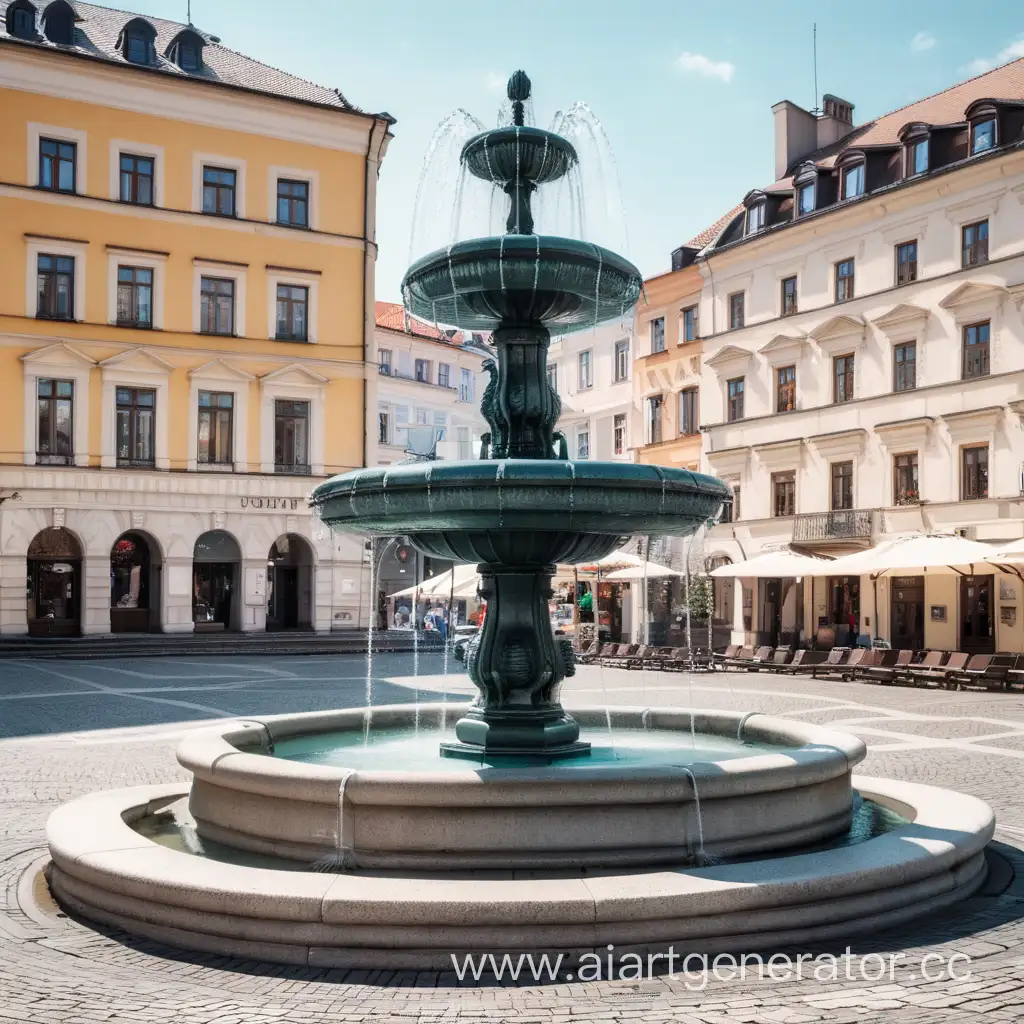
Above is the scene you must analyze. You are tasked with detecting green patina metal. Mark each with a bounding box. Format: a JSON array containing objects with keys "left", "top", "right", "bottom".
[{"left": 311, "top": 71, "right": 730, "bottom": 761}]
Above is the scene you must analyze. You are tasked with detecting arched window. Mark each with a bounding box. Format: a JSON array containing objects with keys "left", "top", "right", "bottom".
[
  {"left": 793, "top": 163, "right": 818, "bottom": 217},
  {"left": 118, "top": 18, "right": 157, "bottom": 65},
  {"left": 41, "top": 0, "right": 74, "bottom": 44},
  {"left": 900, "top": 123, "right": 931, "bottom": 177},
  {"left": 966, "top": 101, "right": 999, "bottom": 156},
  {"left": 6, "top": 0, "right": 37, "bottom": 39},
  {"left": 743, "top": 190, "right": 766, "bottom": 236},
  {"left": 837, "top": 152, "right": 866, "bottom": 200},
  {"left": 166, "top": 29, "right": 205, "bottom": 72}
]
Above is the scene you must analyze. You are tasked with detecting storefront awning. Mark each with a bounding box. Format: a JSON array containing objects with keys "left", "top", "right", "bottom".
[
  {"left": 709, "top": 550, "right": 831, "bottom": 578},
  {"left": 603, "top": 562, "right": 683, "bottom": 581},
  {"left": 812, "top": 533, "right": 997, "bottom": 577},
  {"left": 390, "top": 562, "right": 478, "bottom": 599}
]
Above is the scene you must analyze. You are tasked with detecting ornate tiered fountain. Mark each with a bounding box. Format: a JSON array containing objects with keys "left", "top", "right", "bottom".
[{"left": 44, "top": 74, "right": 995, "bottom": 970}]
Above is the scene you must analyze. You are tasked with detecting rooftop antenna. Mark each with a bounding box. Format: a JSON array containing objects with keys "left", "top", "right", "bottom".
[
  {"left": 811, "top": 22, "right": 821, "bottom": 115},
  {"left": 187, "top": 0, "right": 191, "bottom": 25}
]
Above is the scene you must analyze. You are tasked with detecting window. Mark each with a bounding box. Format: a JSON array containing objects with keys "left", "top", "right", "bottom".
[
  {"left": 119, "top": 154, "right": 154, "bottom": 205},
  {"left": 894, "top": 341, "right": 916, "bottom": 392},
  {"left": 36, "top": 379, "right": 73, "bottom": 465},
  {"left": 202, "top": 166, "right": 236, "bottom": 217},
  {"left": 378, "top": 349, "right": 392, "bottom": 375},
  {"left": 893, "top": 452, "right": 919, "bottom": 505},
  {"left": 971, "top": 118, "right": 996, "bottom": 155},
  {"left": 650, "top": 317, "right": 665, "bottom": 354},
  {"left": 776, "top": 365, "right": 796, "bottom": 412},
  {"left": 772, "top": 472, "right": 796, "bottom": 518},
  {"left": 728, "top": 292, "right": 744, "bottom": 330},
  {"left": 842, "top": 162, "right": 864, "bottom": 199},
  {"left": 780, "top": 276, "right": 797, "bottom": 316},
  {"left": 459, "top": 367, "right": 474, "bottom": 402},
  {"left": 797, "top": 183, "right": 815, "bottom": 215},
  {"left": 678, "top": 387, "right": 698, "bottom": 436},
  {"left": 895, "top": 241, "right": 917, "bottom": 285},
  {"left": 731, "top": 486, "right": 741, "bottom": 521},
  {"left": 576, "top": 426, "right": 590, "bottom": 460},
  {"left": 414, "top": 359, "right": 431, "bottom": 383},
  {"left": 415, "top": 407, "right": 428, "bottom": 425},
  {"left": 727, "top": 377, "right": 744, "bottom": 421},
  {"left": 275, "top": 284, "right": 308, "bottom": 341},
  {"left": 831, "top": 461, "right": 854, "bottom": 511},
  {"left": 39, "top": 138, "right": 75, "bottom": 192},
  {"left": 962, "top": 321, "right": 990, "bottom": 379},
  {"left": 276, "top": 179, "right": 309, "bottom": 227},
  {"left": 116, "top": 388, "right": 156, "bottom": 468},
  {"left": 613, "top": 413, "right": 626, "bottom": 455},
  {"left": 614, "top": 339, "right": 630, "bottom": 381},
  {"left": 10, "top": 3, "right": 35, "bottom": 38},
  {"left": 177, "top": 39, "right": 200, "bottom": 71},
  {"left": 908, "top": 138, "right": 928, "bottom": 175},
  {"left": 833, "top": 354, "right": 855, "bottom": 403},
  {"left": 274, "top": 399, "right": 310, "bottom": 474},
  {"left": 116, "top": 266, "right": 153, "bottom": 328},
  {"left": 681, "top": 305, "right": 698, "bottom": 342},
  {"left": 647, "top": 395, "right": 663, "bottom": 444},
  {"left": 961, "top": 446, "right": 988, "bottom": 501},
  {"left": 962, "top": 220, "right": 988, "bottom": 267},
  {"left": 438, "top": 363, "right": 451, "bottom": 388},
  {"left": 746, "top": 203, "right": 765, "bottom": 234},
  {"left": 200, "top": 277, "right": 235, "bottom": 335},
  {"left": 546, "top": 364, "right": 557, "bottom": 392},
  {"left": 197, "top": 391, "right": 233, "bottom": 466},
  {"left": 835, "top": 259, "right": 855, "bottom": 302},
  {"left": 43, "top": 2, "right": 73, "bottom": 44},
  {"left": 36, "top": 254, "right": 74, "bottom": 319},
  {"left": 578, "top": 349, "right": 593, "bottom": 389},
  {"left": 125, "top": 31, "right": 151, "bottom": 64}
]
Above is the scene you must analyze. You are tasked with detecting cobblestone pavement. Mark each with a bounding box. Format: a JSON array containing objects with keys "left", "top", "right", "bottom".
[{"left": 1, "top": 653, "right": 1023, "bottom": 1023}]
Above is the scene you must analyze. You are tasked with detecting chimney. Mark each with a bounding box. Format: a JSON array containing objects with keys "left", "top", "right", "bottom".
[
  {"left": 816, "top": 94, "right": 856, "bottom": 148},
  {"left": 771, "top": 100, "right": 818, "bottom": 180}
]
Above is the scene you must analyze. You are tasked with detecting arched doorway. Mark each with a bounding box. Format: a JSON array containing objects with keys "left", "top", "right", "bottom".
[
  {"left": 266, "top": 534, "right": 314, "bottom": 631},
  {"left": 193, "top": 530, "right": 240, "bottom": 631},
  {"left": 27, "top": 528, "right": 82, "bottom": 637},
  {"left": 110, "top": 532, "right": 161, "bottom": 633}
]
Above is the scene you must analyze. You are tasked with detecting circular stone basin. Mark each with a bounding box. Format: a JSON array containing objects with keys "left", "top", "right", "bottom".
[
  {"left": 461, "top": 126, "right": 577, "bottom": 184},
  {"left": 310, "top": 460, "right": 731, "bottom": 560},
  {"left": 401, "top": 234, "right": 642, "bottom": 333},
  {"left": 175, "top": 706, "right": 867, "bottom": 870}
]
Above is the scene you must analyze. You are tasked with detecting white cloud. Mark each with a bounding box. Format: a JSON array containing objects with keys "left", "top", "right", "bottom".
[
  {"left": 910, "top": 31, "right": 935, "bottom": 53},
  {"left": 484, "top": 71, "right": 506, "bottom": 93},
  {"left": 675, "top": 51, "right": 735, "bottom": 84},
  {"left": 960, "top": 36, "right": 1024, "bottom": 76}
]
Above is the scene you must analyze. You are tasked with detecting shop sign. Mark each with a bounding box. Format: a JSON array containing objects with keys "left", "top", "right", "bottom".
[{"left": 239, "top": 497, "right": 303, "bottom": 510}]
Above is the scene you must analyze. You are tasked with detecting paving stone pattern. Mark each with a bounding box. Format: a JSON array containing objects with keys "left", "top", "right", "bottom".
[{"left": 1, "top": 653, "right": 1023, "bottom": 1023}]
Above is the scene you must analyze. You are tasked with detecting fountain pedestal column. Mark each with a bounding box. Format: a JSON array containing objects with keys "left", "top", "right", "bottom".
[{"left": 441, "top": 562, "right": 589, "bottom": 760}]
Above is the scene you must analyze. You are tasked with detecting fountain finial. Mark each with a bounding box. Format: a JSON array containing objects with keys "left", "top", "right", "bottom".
[{"left": 507, "top": 70, "right": 531, "bottom": 126}]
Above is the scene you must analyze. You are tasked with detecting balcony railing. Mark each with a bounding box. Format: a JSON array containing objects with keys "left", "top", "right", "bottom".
[{"left": 792, "top": 510, "right": 872, "bottom": 543}]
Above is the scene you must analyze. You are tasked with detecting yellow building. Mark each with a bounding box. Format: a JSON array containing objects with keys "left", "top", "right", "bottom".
[{"left": 0, "top": 1, "right": 391, "bottom": 635}]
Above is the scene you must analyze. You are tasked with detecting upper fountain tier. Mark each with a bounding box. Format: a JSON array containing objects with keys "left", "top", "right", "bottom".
[{"left": 401, "top": 71, "right": 642, "bottom": 334}]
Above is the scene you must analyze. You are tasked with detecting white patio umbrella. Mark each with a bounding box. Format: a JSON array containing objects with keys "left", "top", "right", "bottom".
[
  {"left": 811, "top": 534, "right": 997, "bottom": 577},
  {"left": 709, "top": 549, "right": 831, "bottom": 578},
  {"left": 984, "top": 538, "right": 1024, "bottom": 565},
  {"left": 576, "top": 548, "right": 646, "bottom": 572},
  {"left": 389, "top": 562, "right": 478, "bottom": 599},
  {"left": 604, "top": 562, "right": 683, "bottom": 580}
]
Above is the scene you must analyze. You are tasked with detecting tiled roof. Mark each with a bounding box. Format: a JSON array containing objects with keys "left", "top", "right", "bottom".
[
  {"left": 685, "top": 204, "right": 743, "bottom": 249},
  {"left": 374, "top": 301, "right": 462, "bottom": 344},
  {"left": 0, "top": 1, "right": 383, "bottom": 115}
]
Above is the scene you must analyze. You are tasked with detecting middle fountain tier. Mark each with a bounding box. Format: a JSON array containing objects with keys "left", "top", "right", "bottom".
[{"left": 311, "top": 70, "right": 731, "bottom": 762}]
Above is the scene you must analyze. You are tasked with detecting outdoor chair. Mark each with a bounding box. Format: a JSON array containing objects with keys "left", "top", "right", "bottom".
[
  {"left": 766, "top": 649, "right": 794, "bottom": 668},
  {"left": 577, "top": 640, "right": 600, "bottom": 663},
  {"left": 809, "top": 647, "right": 860, "bottom": 679},
  {"left": 849, "top": 648, "right": 884, "bottom": 679},
  {"left": 904, "top": 650, "right": 951, "bottom": 687},
  {"left": 800, "top": 647, "right": 849, "bottom": 677},
  {"left": 600, "top": 643, "right": 635, "bottom": 667},
  {"left": 1007, "top": 655, "right": 1024, "bottom": 691},
  {"left": 714, "top": 644, "right": 740, "bottom": 665},
  {"left": 722, "top": 646, "right": 755, "bottom": 669},
  {"left": 947, "top": 652, "right": 1016, "bottom": 690},
  {"left": 860, "top": 648, "right": 913, "bottom": 684},
  {"left": 774, "top": 649, "right": 827, "bottom": 674},
  {"left": 942, "top": 653, "right": 990, "bottom": 690},
  {"left": 625, "top": 645, "right": 655, "bottom": 670},
  {"left": 747, "top": 645, "right": 774, "bottom": 670},
  {"left": 659, "top": 647, "right": 689, "bottom": 671},
  {"left": 642, "top": 646, "right": 674, "bottom": 670}
]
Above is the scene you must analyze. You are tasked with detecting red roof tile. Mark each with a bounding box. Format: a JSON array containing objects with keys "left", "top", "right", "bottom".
[
  {"left": 374, "top": 301, "right": 462, "bottom": 343},
  {"left": 685, "top": 204, "right": 743, "bottom": 249}
]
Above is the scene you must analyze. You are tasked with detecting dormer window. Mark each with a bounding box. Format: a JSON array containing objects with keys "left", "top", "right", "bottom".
[
  {"left": 126, "top": 33, "right": 147, "bottom": 63},
  {"left": 167, "top": 29, "right": 205, "bottom": 72},
  {"left": 41, "top": 0, "right": 74, "bottom": 44},
  {"left": 120, "top": 19, "right": 157, "bottom": 65},
  {"left": 746, "top": 202, "right": 765, "bottom": 234},
  {"left": 908, "top": 137, "right": 928, "bottom": 175},
  {"left": 797, "top": 182, "right": 815, "bottom": 215},
  {"left": 6, "top": 0, "right": 37, "bottom": 39},
  {"left": 842, "top": 162, "right": 865, "bottom": 199},
  {"left": 971, "top": 118, "right": 996, "bottom": 154},
  {"left": 178, "top": 40, "right": 200, "bottom": 70}
]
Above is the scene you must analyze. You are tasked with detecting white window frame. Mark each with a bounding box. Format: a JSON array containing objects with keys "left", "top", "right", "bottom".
[
  {"left": 25, "top": 236, "right": 87, "bottom": 321},
  {"left": 267, "top": 268, "right": 319, "bottom": 343},
  {"left": 268, "top": 165, "right": 319, "bottom": 230},
  {"left": 575, "top": 423, "right": 590, "bottom": 460},
  {"left": 107, "top": 247, "right": 166, "bottom": 329},
  {"left": 193, "top": 261, "right": 246, "bottom": 337},
  {"left": 192, "top": 152, "right": 247, "bottom": 218},
  {"left": 259, "top": 367, "right": 327, "bottom": 475},
  {"left": 108, "top": 139, "right": 165, "bottom": 206},
  {"left": 186, "top": 359, "right": 253, "bottom": 473},
  {"left": 21, "top": 343, "right": 94, "bottom": 468},
  {"left": 99, "top": 350, "right": 173, "bottom": 471},
  {"left": 28, "top": 122, "right": 87, "bottom": 193},
  {"left": 578, "top": 349, "right": 593, "bottom": 390}
]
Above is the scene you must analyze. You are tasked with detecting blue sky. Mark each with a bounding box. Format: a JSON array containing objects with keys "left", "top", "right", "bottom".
[{"left": 112, "top": 1, "right": 1023, "bottom": 299}]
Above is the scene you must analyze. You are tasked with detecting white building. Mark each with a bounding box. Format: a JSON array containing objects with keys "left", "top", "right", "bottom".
[
  {"left": 698, "top": 64, "right": 1024, "bottom": 655},
  {"left": 548, "top": 317, "right": 634, "bottom": 462}
]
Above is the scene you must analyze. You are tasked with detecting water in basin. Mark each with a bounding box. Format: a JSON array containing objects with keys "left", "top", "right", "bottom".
[{"left": 266, "top": 726, "right": 778, "bottom": 772}]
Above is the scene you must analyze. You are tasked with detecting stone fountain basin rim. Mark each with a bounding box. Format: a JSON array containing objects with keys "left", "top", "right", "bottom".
[
  {"left": 45, "top": 773, "right": 994, "bottom": 931},
  {"left": 173, "top": 706, "right": 866, "bottom": 807},
  {"left": 461, "top": 125, "right": 579, "bottom": 169}
]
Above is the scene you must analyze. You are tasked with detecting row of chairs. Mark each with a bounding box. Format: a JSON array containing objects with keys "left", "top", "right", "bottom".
[
  {"left": 714, "top": 645, "right": 1023, "bottom": 690},
  {"left": 577, "top": 642, "right": 714, "bottom": 671}
]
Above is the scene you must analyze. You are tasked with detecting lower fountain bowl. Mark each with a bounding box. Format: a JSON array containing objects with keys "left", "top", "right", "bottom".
[{"left": 310, "top": 460, "right": 731, "bottom": 561}]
